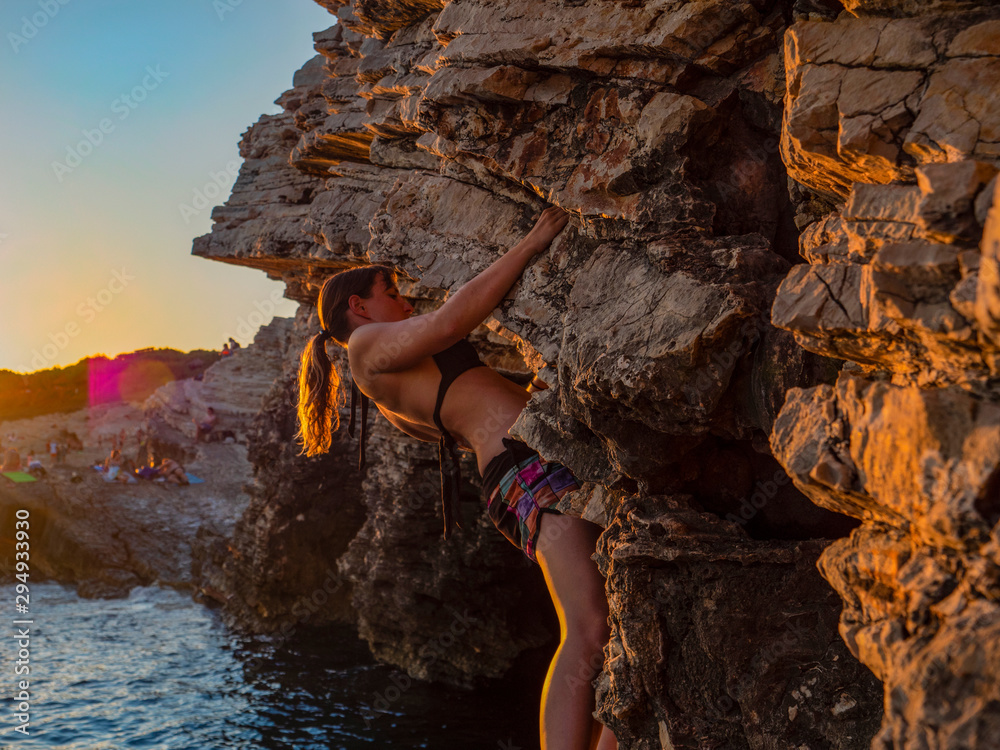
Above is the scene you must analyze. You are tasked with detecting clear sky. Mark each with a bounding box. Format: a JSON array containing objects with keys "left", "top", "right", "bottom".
[{"left": 0, "top": 0, "right": 335, "bottom": 374}]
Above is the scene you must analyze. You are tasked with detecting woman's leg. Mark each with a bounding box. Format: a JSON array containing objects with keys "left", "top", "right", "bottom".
[
  {"left": 595, "top": 724, "right": 618, "bottom": 750},
  {"left": 535, "top": 513, "right": 617, "bottom": 750}
]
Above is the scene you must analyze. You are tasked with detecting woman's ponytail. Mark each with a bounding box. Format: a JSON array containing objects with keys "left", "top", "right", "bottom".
[
  {"left": 295, "top": 264, "right": 395, "bottom": 457},
  {"left": 296, "top": 331, "right": 339, "bottom": 456}
]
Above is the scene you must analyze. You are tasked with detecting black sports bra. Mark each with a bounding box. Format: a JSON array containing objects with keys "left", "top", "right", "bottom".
[{"left": 349, "top": 338, "right": 486, "bottom": 539}]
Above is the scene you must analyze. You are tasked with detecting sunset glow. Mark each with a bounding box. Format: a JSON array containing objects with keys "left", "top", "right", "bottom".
[{"left": 0, "top": 0, "right": 333, "bottom": 374}]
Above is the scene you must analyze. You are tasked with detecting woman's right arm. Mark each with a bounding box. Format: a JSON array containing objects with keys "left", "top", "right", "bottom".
[
  {"left": 433, "top": 206, "right": 568, "bottom": 339},
  {"left": 350, "top": 207, "right": 568, "bottom": 374}
]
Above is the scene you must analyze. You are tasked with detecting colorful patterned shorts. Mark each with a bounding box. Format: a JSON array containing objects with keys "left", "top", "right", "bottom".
[{"left": 480, "top": 438, "right": 581, "bottom": 563}]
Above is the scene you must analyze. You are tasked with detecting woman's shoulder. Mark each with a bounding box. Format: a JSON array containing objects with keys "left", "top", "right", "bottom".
[{"left": 347, "top": 315, "right": 456, "bottom": 378}]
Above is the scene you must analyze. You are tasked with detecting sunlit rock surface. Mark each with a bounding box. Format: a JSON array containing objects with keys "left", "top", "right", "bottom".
[
  {"left": 188, "top": 0, "right": 1000, "bottom": 745},
  {"left": 771, "top": 2, "right": 1000, "bottom": 748}
]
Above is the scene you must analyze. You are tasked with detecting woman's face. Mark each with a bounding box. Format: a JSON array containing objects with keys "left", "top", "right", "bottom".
[{"left": 360, "top": 275, "right": 414, "bottom": 323}]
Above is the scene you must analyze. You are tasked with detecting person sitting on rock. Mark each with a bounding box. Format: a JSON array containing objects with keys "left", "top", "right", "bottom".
[
  {"left": 295, "top": 207, "right": 618, "bottom": 750},
  {"left": 116, "top": 455, "right": 138, "bottom": 483},
  {"left": 103, "top": 449, "right": 123, "bottom": 481},
  {"left": 136, "top": 464, "right": 160, "bottom": 481},
  {"left": 193, "top": 407, "right": 218, "bottom": 442},
  {"left": 220, "top": 343, "right": 231, "bottom": 358},
  {"left": 228, "top": 337, "right": 241, "bottom": 351},
  {"left": 157, "top": 457, "right": 189, "bottom": 485},
  {"left": 25, "top": 453, "right": 46, "bottom": 479}
]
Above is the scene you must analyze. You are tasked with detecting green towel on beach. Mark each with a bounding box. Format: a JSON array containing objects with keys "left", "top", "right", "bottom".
[{"left": 1, "top": 471, "right": 38, "bottom": 483}]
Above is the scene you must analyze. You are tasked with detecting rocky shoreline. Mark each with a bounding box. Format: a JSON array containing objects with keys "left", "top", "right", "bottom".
[
  {"left": 0, "top": 444, "right": 251, "bottom": 598},
  {"left": 0, "top": 321, "right": 289, "bottom": 599}
]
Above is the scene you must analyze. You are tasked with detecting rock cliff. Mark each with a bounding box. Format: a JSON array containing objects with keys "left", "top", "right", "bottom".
[
  {"left": 191, "top": 0, "right": 1000, "bottom": 747},
  {"left": 770, "top": 6, "right": 1000, "bottom": 748}
]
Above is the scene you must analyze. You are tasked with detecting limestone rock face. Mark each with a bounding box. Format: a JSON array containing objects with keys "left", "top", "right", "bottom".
[
  {"left": 770, "top": 172, "right": 995, "bottom": 384},
  {"left": 190, "top": 110, "right": 330, "bottom": 301},
  {"left": 782, "top": 10, "right": 1000, "bottom": 202},
  {"left": 594, "top": 494, "right": 881, "bottom": 748},
  {"left": 771, "top": 3, "right": 1000, "bottom": 747},
  {"left": 177, "top": 0, "right": 999, "bottom": 746}
]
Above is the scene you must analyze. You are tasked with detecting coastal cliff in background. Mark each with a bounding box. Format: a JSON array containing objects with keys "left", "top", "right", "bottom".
[{"left": 191, "top": 0, "right": 1000, "bottom": 747}]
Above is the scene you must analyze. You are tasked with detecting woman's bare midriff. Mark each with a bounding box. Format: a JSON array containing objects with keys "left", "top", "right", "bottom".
[
  {"left": 439, "top": 367, "right": 531, "bottom": 474},
  {"left": 354, "top": 358, "right": 531, "bottom": 476}
]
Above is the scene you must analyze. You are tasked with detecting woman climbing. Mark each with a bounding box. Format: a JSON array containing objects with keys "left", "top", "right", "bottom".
[{"left": 296, "top": 206, "right": 617, "bottom": 750}]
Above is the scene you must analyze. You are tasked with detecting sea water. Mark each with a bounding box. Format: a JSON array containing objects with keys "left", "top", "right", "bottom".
[{"left": 0, "top": 583, "right": 541, "bottom": 749}]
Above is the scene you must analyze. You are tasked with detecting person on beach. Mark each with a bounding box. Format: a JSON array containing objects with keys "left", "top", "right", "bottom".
[
  {"left": 116, "top": 455, "right": 138, "bottom": 483},
  {"left": 296, "top": 206, "right": 617, "bottom": 750},
  {"left": 157, "top": 457, "right": 189, "bottom": 485},
  {"left": 193, "top": 407, "right": 218, "bottom": 442},
  {"left": 25, "top": 453, "right": 46, "bottom": 479},
  {"left": 103, "top": 449, "right": 123, "bottom": 481}
]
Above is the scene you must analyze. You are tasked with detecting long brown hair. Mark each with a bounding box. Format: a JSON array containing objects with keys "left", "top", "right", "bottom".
[{"left": 296, "top": 265, "right": 395, "bottom": 456}]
